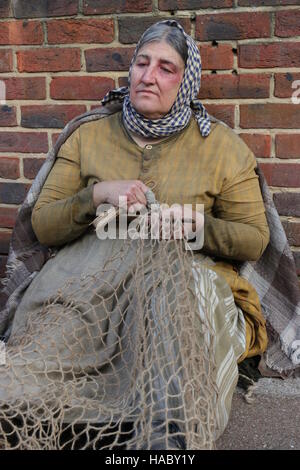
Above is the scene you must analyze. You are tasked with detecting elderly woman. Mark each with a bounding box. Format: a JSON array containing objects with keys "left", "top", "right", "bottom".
[{"left": 0, "top": 20, "right": 269, "bottom": 450}]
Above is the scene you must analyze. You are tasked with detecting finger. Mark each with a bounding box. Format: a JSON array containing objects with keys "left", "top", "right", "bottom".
[
  {"left": 126, "top": 190, "right": 137, "bottom": 206},
  {"left": 132, "top": 185, "right": 147, "bottom": 206},
  {"left": 136, "top": 180, "right": 150, "bottom": 194}
]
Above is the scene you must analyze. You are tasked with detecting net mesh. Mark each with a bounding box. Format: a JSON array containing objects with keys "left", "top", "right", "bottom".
[{"left": 0, "top": 208, "right": 219, "bottom": 450}]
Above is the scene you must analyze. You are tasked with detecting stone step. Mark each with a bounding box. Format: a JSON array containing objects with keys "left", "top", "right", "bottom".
[{"left": 216, "top": 378, "right": 300, "bottom": 450}]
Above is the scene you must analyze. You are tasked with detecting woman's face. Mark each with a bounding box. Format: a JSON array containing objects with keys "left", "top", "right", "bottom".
[{"left": 129, "top": 40, "right": 185, "bottom": 120}]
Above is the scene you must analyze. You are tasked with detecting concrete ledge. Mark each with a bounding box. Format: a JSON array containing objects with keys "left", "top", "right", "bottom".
[{"left": 216, "top": 378, "right": 300, "bottom": 450}]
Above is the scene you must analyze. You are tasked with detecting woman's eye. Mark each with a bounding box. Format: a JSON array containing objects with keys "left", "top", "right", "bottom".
[{"left": 162, "top": 68, "right": 172, "bottom": 74}]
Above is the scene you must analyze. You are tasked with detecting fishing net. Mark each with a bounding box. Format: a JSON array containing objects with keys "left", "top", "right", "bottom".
[{"left": 0, "top": 195, "right": 240, "bottom": 450}]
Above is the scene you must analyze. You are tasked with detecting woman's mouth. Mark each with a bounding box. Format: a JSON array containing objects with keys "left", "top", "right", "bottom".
[{"left": 138, "top": 90, "right": 156, "bottom": 95}]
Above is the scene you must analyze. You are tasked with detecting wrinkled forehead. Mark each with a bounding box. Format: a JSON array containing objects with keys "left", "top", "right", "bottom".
[
  {"left": 134, "top": 41, "right": 185, "bottom": 70},
  {"left": 128, "top": 40, "right": 187, "bottom": 88}
]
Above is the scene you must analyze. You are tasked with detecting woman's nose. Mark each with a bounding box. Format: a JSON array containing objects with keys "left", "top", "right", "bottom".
[{"left": 142, "top": 66, "right": 156, "bottom": 84}]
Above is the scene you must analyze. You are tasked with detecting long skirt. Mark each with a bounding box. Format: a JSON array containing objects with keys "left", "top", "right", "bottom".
[{"left": 0, "top": 230, "right": 246, "bottom": 450}]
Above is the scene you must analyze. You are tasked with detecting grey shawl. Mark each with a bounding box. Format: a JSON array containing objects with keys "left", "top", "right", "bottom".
[{"left": 1, "top": 102, "right": 300, "bottom": 377}]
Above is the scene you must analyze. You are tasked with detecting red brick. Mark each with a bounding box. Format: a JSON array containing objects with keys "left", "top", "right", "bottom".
[
  {"left": 0, "top": 50, "right": 13, "bottom": 72},
  {"left": 13, "top": 0, "right": 78, "bottom": 18},
  {"left": 85, "top": 47, "right": 134, "bottom": 72},
  {"left": 0, "top": 132, "right": 48, "bottom": 153},
  {"left": 118, "top": 77, "right": 128, "bottom": 88},
  {"left": 0, "top": 157, "right": 20, "bottom": 179},
  {"left": 239, "top": 134, "right": 271, "bottom": 158},
  {"left": 50, "top": 77, "right": 114, "bottom": 100},
  {"left": 23, "top": 158, "right": 45, "bottom": 180},
  {"left": 0, "top": 77, "right": 46, "bottom": 100},
  {"left": 239, "top": 0, "right": 300, "bottom": 4},
  {"left": 17, "top": 48, "right": 81, "bottom": 73},
  {"left": 0, "top": 20, "right": 43, "bottom": 45},
  {"left": 274, "top": 72, "right": 300, "bottom": 98},
  {"left": 275, "top": 10, "right": 300, "bottom": 38},
  {"left": 0, "top": 230, "right": 11, "bottom": 254},
  {"left": 83, "top": 0, "right": 152, "bottom": 14},
  {"left": 0, "top": 106, "right": 17, "bottom": 126},
  {"left": 259, "top": 163, "right": 300, "bottom": 188},
  {"left": 239, "top": 43, "right": 300, "bottom": 68},
  {"left": 200, "top": 44, "right": 234, "bottom": 71},
  {"left": 204, "top": 104, "right": 235, "bottom": 128},
  {"left": 0, "top": 207, "right": 18, "bottom": 229},
  {"left": 198, "top": 73, "right": 270, "bottom": 100},
  {"left": 90, "top": 104, "right": 102, "bottom": 110},
  {"left": 275, "top": 134, "right": 300, "bottom": 159},
  {"left": 47, "top": 19, "right": 114, "bottom": 45},
  {"left": 118, "top": 17, "right": 191, "bottom": 44},
  {"left": 0, "top": 182, "right": 30, "bottom": 204},
  {"left": 21, "top": 105, "right": 86, "bottom": 129},
  {"left": 282, "top": 221, "right": 300, "bottom": 247},
  {"left": 273, "top": 192, "right": 300, "bottom": 217},
  {"left": 0, "top": 0, "right": 11, "bottom": 17},
  {"left": 51, "top": 133, "right": 61, "bottom": 146},
  {"left": 159, "top": 0, "right": 233, "bottom": 9},
  {"left": 240, "top": 104, "right": 300, "bottom": 129},
  {"left": 195, "top": 12, "right": 270, "bottom": 41}
]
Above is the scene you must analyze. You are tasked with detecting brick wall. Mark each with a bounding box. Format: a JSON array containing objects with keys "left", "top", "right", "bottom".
[{"left": 0, "top": 0, "right": 299, "bottom": 280}]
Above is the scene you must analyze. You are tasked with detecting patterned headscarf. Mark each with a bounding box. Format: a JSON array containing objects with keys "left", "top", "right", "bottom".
[{"left": 101, "top": 19, "right": 211, "bottom": 138}]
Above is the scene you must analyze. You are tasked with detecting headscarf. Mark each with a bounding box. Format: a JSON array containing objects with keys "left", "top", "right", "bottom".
[{"left": 101, "top": 19, "right": 211, "bottom": 138}]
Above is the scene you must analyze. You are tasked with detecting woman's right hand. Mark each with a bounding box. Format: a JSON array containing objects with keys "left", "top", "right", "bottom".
[{"left": 92, "top": 180, "right": 150, "bottom": 211}]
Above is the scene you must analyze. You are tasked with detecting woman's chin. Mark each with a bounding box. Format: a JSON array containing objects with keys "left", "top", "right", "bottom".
[
  {"left": 130, "top": 100, "right": 162, "bottom": 119},
  {"left": 134, "top": 106, "right": 164, "bottom": 120}
]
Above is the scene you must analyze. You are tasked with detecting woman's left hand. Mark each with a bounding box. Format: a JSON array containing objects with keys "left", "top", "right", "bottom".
[
  {"left": 158, "top": 205, "right": 204, "bottom": 240},
  {"left": 127, "top": 203, "right": 204, "bottom": 240}
]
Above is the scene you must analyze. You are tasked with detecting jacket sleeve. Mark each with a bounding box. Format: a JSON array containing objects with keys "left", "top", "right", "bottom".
[
  {"left": 202, "top": 141, "right": 270, "bottom": 262},
  {"left": 31, "top": 128, "right": 97, "bottom": 247}
]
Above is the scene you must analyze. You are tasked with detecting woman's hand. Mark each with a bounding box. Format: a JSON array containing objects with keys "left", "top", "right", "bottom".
[
  {"left": 93, "top": 180, "right": 150, "bottom": 210},
  {"left": 127, "top": 203, "right": 205, "bottom": 240},
  {"left": 156, "top": 205, "right": 204, "bottom": 240}
]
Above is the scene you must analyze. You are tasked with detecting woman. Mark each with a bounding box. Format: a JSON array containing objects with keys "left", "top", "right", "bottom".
[{"left": 0, "top": 20, "right": 269, "bottom": 450}]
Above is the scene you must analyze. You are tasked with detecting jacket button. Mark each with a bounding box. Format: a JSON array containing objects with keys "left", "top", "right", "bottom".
[{"left": 145, "top": 144, "right": 152, "bottom": 150}]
